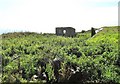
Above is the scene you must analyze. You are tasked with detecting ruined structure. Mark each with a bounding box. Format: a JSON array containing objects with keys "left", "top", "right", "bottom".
[
  {"left": 91, "top": 27, "right": 96, "bottom": 37},
  {"left": 91, "top": 27, "right": 103, "bottom": 37},
  {"left": 56, "top": 27, "right": 75, "bottom": 37}
]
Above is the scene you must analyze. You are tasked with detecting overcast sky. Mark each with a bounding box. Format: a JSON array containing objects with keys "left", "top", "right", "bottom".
[{"left": 0, "top": 0, "right": 119, "bottom": 34}]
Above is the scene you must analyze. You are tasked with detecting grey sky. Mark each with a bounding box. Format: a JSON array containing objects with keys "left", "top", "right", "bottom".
[{"left": 0, "top": 0, "right": 119, "bottom": 34}]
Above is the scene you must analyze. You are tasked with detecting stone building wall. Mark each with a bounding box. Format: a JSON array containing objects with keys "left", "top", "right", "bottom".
[{"left": 56, "top": 27, "right": 75, "bottom": 37}]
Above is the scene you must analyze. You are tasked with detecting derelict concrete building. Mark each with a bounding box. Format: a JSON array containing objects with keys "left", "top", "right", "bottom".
[{"left": 56, "top": 27, "right": 76, "bottom": 37}]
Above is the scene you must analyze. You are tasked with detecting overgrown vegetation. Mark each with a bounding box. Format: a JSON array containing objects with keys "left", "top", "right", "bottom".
[{"left": 0, "top": 26, "right": 119, "bottom": 83}]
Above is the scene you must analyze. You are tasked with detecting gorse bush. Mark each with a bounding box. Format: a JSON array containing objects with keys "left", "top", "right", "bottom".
[{"left": 1, "top": 26, "right": 120, "bottom": 83}]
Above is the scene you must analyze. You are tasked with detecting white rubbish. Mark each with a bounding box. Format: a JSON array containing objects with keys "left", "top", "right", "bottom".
[
  {"left": 95, "top": 30, "right": 99, "bottom": 33},
  {"left": 33, "top": 75, "right": 38, "bottom": 78},
  {"left": 71, "top": 68, "right": 76, "bottom": 74},
  {"left": 42, "top": 72, "right": 47, "bottom": 78},
  {"left": 76, "top": 67, "right": 80, "bottom": 72},
  {"left": 95, "top": 28, "right": 103, "bottom": 34}
]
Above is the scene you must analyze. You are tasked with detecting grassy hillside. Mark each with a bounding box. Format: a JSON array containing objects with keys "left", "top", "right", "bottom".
[{"left": 0, "top": 26, "right": 120, "bottom": 83}]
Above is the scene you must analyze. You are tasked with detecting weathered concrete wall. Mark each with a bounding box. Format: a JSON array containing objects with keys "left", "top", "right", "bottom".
[{"left": 56, "top": 27, "right": 75, "bottom": 37}]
